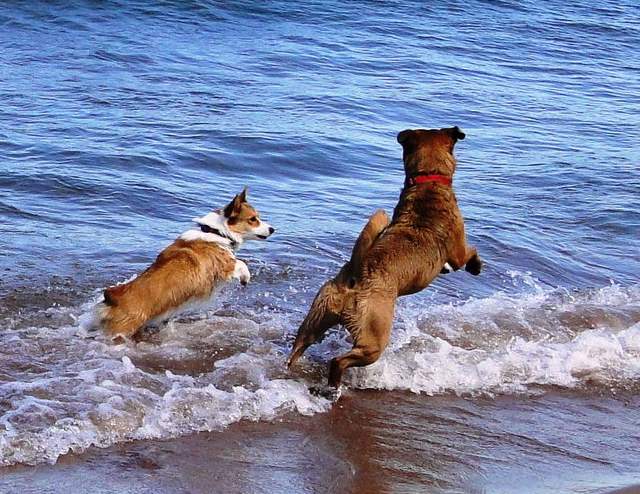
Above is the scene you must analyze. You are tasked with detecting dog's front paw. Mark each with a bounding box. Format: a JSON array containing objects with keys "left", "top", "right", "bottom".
[
  {"left": 440, "top": 262, "right": 454, "bottom": 274},
  {"left": 465, "top": 255, "right": 483, "bottom": 276},
  {"left": 233, "top": 259, "right": 251, "bottom": 286}
]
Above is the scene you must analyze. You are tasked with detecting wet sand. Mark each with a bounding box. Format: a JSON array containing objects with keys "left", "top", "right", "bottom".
[
  {"left": 2, "top": 390, "right": 638, "bottom": 494},
  {"left": 607, "top": 488, "right": 640, "bottom": 494}
]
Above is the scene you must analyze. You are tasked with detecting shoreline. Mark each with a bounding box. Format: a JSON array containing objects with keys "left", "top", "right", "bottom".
[{"left": 2, "top": 390, "right": 639, "bottom": 494}]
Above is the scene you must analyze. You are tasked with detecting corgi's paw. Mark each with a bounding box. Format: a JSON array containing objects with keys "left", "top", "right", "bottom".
[
  {"left": 440, "top": 262, "right": 454, "bottom": 274},
  {"left": 233, "top": 259, "right": 251, "bottom": 286}
]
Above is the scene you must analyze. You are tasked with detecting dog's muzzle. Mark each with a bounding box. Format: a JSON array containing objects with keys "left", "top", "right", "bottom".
[{"left": 257, "top": 227, "right": 275, "bottom": 239}]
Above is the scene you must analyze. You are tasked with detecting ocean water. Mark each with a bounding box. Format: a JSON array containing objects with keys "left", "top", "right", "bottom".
[{"left": 1, "top": 0, "right": 639, "bottom": 491}]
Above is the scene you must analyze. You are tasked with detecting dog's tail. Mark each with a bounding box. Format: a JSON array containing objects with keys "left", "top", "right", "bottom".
[
  {"left": 103, "top": 284, "right": 126, "bottom": 307},
  {"left": 95, "top": 284, "right": 142, "bottom": 339},
  {"left": 93, "top": 286, "right": 119, "bottom": 335},
  {"left": 287, "top": 210, "right": 390, "bottom": 369},
  {"left": 347, "top": 209, "right": 389, "bottom": 280},
  {"left": 96, "top": 285, "right": 123, "bottom": 327}
]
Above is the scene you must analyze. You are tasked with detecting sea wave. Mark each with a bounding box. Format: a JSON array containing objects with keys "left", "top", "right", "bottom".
[
  {"left": 0, "top": 277, "right": 638, "bottom": 466},
  {"left": 348, "top": 280, "right": 640, "bottom": 394}
]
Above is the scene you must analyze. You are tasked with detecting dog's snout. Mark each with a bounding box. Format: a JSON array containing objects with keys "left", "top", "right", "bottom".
[{"left": 268, "top": 227, "right": 275, "bottom": 234}]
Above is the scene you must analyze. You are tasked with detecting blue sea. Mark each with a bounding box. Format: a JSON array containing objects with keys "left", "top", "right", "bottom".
[{"left": 0, "top": 1, "right": 639, "bottom": 492}]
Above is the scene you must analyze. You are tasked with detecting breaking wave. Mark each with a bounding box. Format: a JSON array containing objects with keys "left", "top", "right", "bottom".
[{"left": 1, "top": 275, "right": 638, "bottom": 466}]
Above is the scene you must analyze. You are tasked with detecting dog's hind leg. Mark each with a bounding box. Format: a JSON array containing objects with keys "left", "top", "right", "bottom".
[
  {"left": 288, "top": 336, "right": 316, "bottom": 370},
  {"left": 327, "top": 295, "right": 394, "bottom": 388},
  {"left": 287, "top": 280, "right": 343, "bottom": 368},
  {"left": 100, "top": 303, "right": 147, "bottom": 340},
  {"left": 103, "top": 315, "right": 145, "bottom": 340},
  {"left": 288, "top": 315, "right": 338, "bottom": 369},
  {"left": 328, "top": 345, "right": 383, "bottom": 388},
  {"left": 289, "top": 210, "right": 390, "bottom": 370}
]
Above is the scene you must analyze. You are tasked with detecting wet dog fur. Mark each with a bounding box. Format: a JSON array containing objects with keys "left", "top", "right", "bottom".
[
  {"left": 287, "top": 126, "right": 482, "bottom": 388},
  {"left": 97, "top": 188, "right": 274, "bottom": 340}
]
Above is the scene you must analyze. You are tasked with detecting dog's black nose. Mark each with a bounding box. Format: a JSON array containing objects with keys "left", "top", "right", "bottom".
[{"left": 268, "top": 227, "right": 275, "bottom": 234}]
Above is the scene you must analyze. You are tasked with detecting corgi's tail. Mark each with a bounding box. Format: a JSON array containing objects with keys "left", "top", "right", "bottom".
[
  {"left": 103, "top": 284, "right": 127, "bottom": 307},
  {"left": 94, "top": 284, "right": 141, "bottom": 339},
  {"left": 90, "top": 298, "right": 113, "bottom": 332},
  {"left": 96, "top": 285, "right": 122, "bottom": 330}
]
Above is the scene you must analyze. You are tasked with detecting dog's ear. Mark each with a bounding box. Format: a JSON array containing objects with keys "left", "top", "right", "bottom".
[
  {"left": 446, "top": 126, "right": 465, "bottom": 141},
  {"left": 239, "top": 187, "right": 248, "bottom": 203},
  {"left": 223, "top": 192, "right": 244, "bottom": 218},
  {"left": 397, "top": 129, "right": 414, "bottom": 146}
]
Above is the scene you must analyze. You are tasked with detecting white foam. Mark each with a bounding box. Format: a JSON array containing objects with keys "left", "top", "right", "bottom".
[
  {"left": 0, "top": 324, "right": 330, "bottom": 466},
  {"left": 344, "top": 282, "right": 640, "bottom": 394},
  {"left": 347, "top": 324, "right": 640, "bottom": 395},
  {"left": 1, "top": 276, "right": 638, "bottom": 467}
]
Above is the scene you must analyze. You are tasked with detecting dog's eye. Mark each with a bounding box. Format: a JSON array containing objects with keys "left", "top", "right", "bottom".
[{"left": 250, "top": 216, "right": 258, "bottom": 222}]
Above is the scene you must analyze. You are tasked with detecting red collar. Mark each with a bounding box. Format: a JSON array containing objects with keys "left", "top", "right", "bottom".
[{"left": 405, "top": 174, "right": 452, "bottom": 187}]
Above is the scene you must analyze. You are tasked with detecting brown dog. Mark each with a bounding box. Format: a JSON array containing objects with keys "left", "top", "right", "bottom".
[{"left": 287, "top": 126, "right": 482, "bottom": 389}]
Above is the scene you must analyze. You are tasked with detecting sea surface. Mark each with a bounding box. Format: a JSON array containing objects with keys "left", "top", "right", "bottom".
[{"left": 0, "top": 1, "right": 639, "bottom": 492}]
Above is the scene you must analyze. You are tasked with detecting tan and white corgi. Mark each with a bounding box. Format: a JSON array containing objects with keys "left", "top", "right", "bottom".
[{"left": 97, "top": 188, "right": 274, "bottom": 339}]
